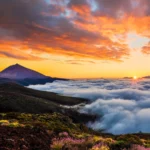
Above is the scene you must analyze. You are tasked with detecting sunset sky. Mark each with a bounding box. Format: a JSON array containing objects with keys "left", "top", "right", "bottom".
[{"left": 0, "top": 0, "right": 150, "bottom": 78}]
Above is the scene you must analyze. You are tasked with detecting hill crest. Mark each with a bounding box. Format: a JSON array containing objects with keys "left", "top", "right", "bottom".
[{"left": 0, "top": 64, "right": 48, "bottom": 79}]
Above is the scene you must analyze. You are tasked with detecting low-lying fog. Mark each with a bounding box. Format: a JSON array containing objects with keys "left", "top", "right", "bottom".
[{"left": 28, "top": 78, "right": 150, "bottom": 134}]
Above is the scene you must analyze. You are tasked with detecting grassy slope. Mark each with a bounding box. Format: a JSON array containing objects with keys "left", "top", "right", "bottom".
[
  {"left": 0, "top": 82, "right": 87, "bottom": 106},
  {"left": 0, "top": 82, "right": 87, "bottom": 114},
  {"left": 0, "top": 82, "right": 96, "bottom": 124}
]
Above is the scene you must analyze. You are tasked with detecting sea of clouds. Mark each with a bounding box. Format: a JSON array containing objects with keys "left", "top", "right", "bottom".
[{"left": 28, "top": 78, "right": 150, "bottom": 135}]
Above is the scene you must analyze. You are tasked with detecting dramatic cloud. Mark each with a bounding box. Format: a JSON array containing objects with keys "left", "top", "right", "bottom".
[
  {"left": 93, "top": 0, "right": 150, "bottom": 18},
  {"left": 142, "top": 42, "right": 150, "bottom": 54},
  {"left": 93, "top": 0, "right": 133, "bottom": 18},
  {"left": 28, "top": 78, "right": 150, "bottom": 134},
  {"left": 0, "top": 0, "right": 149, "bottom": 61}
]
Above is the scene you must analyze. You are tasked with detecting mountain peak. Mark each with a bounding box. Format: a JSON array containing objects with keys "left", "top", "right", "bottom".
[
  {"left": 9, "top": 63, "right": 23, "bottom": 69},
  {"left": 14, "top": 63, "right": 20, "bottom": 66},
  {"left": 0, "top": 64, "right": 48, "bottom": 79}
]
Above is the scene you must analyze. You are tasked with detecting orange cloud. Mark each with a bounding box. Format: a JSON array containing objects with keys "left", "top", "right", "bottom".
[
  {"left": 0, "top": 0, "right": 149, "bottom": 62},
  {"left": 142, "top": 42, "right": 150, "bottom": 54}
]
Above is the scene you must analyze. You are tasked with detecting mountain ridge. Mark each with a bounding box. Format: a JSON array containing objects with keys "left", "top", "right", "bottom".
[
  {"left": 0, "top": 64, "right": 49, "bottom": 79},
  {"left": 0, "top": 64, "right": 67, "bottom": 86}
]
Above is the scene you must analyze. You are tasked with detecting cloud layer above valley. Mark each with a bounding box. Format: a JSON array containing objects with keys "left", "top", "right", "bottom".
[{"left": 28, "top": 78, "right": 150, "bottom": 134}]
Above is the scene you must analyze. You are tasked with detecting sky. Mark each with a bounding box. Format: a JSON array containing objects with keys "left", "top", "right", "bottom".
[{"left": 0, "top": 0, "right": 150, "bottom": 78}]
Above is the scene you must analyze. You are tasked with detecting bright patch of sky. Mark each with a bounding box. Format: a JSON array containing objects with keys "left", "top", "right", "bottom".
[
  {"left": 126, "top": 32, "right": 150, "bottom": 49},
  {"left": 88, "top": 0, "right": 98, "bottom": 11}
]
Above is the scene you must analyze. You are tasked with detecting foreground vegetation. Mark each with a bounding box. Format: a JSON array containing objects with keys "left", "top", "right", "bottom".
[{"left": 0, "top": 113, "right": 150, "bottom": 150}]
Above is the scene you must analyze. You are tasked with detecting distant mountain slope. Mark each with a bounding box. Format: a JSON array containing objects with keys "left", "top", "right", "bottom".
[
  {"left": 143, "top": 76, "right": 150, "bottom": 79},
  {"left": 0, "top": 64, "right": 48, "bottom": 79},
  {"left": 0, "top": 83, "right": 95, "bottom": 123},
  {"left": 0, "top": 82, "right": 87, "bottom": 106},
  {"left": 0, "top": 64, "right": 67, "bottom": 86}
]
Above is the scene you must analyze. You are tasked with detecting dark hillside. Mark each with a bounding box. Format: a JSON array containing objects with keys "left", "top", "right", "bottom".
[
  {"left": 0, "top": 83, "right": 96, "bottom": 123},
  {"left": 0, "top": 82, "right": 87, "bottom": 106}
]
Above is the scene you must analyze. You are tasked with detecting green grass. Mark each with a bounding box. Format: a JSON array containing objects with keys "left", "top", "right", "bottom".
[
  {"left": 0, "top": 112, "right": 150, "bottom": 150},
  {"left": 0, "top": 113, "right": 89, "bottom": 135}
]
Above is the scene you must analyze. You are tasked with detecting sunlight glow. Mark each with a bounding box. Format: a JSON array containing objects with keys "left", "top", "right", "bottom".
[
  {"left": 127, "top": 32, "right": 150, "bottom": 49},
  {"left": 133, "top": 76, "right": 137, "bottom": 80}
]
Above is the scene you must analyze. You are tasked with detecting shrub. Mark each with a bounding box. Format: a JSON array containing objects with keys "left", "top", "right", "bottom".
[{"left": 91, "top": 142, "right": 110, "bottom": 150}]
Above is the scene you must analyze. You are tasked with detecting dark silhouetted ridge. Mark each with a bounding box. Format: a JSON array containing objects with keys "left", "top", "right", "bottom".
[
  {"left": 0, "top": 64, "right": 47, "bottom": 79},
  {"left": 0, "top": 64, "right": 67, "bottom": 86}
]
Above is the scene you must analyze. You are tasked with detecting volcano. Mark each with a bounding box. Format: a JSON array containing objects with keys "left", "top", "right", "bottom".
[
  {"left": 0, "top": 64, "right": 66, "bottom": 86},
  {"left": 0, "top": 64, "right": 48, "bottom": 79}
]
